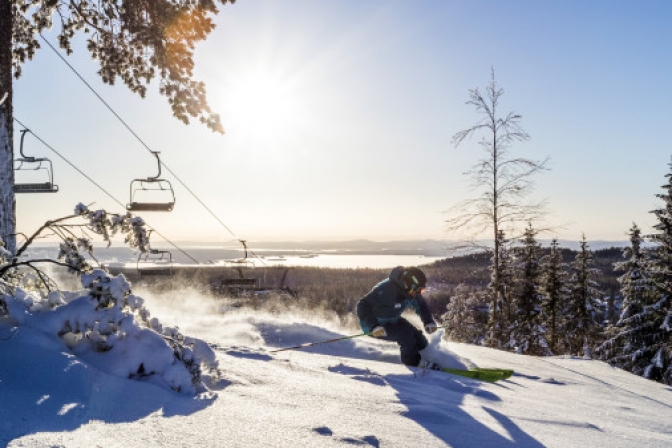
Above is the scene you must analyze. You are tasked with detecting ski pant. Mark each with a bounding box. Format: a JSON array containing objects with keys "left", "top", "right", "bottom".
[{"left": 376, "top": 318, "right": 428, "bottom": 367}]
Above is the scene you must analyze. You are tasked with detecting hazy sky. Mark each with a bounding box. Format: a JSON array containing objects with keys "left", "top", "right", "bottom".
[{"left": 11, "top": 0, "right": 672, "bottom": 246}]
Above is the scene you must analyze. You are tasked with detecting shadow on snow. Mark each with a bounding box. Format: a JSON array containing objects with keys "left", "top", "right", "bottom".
[{"left": 253, "top": 321, "right": 544, "bottom": 447}]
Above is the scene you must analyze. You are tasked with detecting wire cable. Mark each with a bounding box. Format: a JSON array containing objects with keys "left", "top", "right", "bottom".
[
  {"left": 40, "top": 36, "right": 239, "bottom": 237},
  {"left": 39, "top": 34, "right": 269, "bottom": 266},
  {"left": 12, "top": 118, "right": 201, "bottom": 265}
]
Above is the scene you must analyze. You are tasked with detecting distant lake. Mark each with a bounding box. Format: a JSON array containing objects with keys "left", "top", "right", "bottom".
[
  {"left": 253, "top": 254, "right": 442, "bottom": 269},
  {"left": 25, "top": 245, "right": 445, "bottom": 270}
]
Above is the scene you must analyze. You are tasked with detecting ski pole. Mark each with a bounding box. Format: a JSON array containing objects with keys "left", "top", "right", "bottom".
[
  {"left": 269, "top": 324, "right": 450, "bottom": 354},
  {"left": 269, "top": 331, "right": 371, "bottom": 354}
]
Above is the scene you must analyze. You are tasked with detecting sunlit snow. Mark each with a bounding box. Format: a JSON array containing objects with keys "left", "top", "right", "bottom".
[{"left": 1, "top": 286, "right": 671, "bottom": 447}]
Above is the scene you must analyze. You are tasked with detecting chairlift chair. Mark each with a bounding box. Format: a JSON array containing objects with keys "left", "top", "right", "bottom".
[
  {"left": 137, "top": 248, "right": 174, "bottom": 276},
  {"left": 13, "top": 129, "right": 59, "bottom": 194},
  {"left": 127, "top": 151, "right": 175, "bottom": 212},
  {"left": 216, "top": 240, "right": 259, "bottom": 294},
  {"left": 218, "top": 267, "right": 259, "bottom": 295},
  {"left": 222, "top": 239, "right": 256, "bottom": 268}
]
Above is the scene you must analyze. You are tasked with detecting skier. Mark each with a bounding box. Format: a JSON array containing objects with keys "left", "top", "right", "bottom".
[{"left": 356, "top": 266, "right": 438, "bottom": 368}]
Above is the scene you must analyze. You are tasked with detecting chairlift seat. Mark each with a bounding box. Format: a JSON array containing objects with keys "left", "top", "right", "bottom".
[
  {"left": 13, "top": 182, "right": 59, "bottom": 193},
  {"left": 127, "top": 202, "right": 175, "bottom": 212},
  {"left": 13, "top": 130, "right": 59, "bottom": 194},
  {"left": 136, "top": 243, "right": 173, "bottom": 276},
  {"left": 127, "top": 152, "right": 176, "bottom": 213},
  {"left": 138, "top": 267, "right": 174, "bottom": 276},
  {"left": 221, "top": 278, "right": 258, "bottom": 286},
  {"left": 218, "top": 277, "right": 259, "bottom": 296}
]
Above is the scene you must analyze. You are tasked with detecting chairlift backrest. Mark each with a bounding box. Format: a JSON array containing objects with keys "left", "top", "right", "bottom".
[
  {"left": 13, "top": 129, "right": 59, "bottom": 194},
  {"left": 127, "top": 151, "right": 175, "bottom": 212},
  {"left": 137, "top": 233, "right": 174, "bottom": 275}
]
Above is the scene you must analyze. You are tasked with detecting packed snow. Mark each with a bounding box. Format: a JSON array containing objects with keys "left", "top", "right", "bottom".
[{"left": 1, "top": 286, "right": 671, "bottom": 448}]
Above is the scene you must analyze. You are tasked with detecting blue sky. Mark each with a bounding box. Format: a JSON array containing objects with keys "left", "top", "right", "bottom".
[{"left": 11, "top": 1, "right": 672, "bottom": 244}]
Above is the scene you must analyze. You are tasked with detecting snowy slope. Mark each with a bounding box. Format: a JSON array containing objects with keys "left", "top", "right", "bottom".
[{"left": 1, "top": 288, "right": 672, "bottom": 448}]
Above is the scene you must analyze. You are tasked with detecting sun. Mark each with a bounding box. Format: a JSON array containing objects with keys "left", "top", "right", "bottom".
[{"left": 219, "top": 68, "right": 306, "bottom": 146}]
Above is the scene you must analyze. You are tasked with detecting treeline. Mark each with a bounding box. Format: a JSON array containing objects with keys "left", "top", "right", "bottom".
[
  {"left": 423, "top": 246, "right": 621, "bottom": 311},
  {"left": 434, "top": 232, "right": 617, "bottom": 356},
  {"left": 432, "top": 167, "right": 672, "bottom": 387}
]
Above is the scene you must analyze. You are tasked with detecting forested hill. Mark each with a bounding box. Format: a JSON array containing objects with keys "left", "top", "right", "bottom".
[{"left": 426, "top": 246, "right": 624, "bottom": 294}]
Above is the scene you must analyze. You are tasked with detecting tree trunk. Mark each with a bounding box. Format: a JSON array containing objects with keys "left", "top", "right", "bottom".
[{"left": 0, "top": 0, "right": 16, "bottom": 254}]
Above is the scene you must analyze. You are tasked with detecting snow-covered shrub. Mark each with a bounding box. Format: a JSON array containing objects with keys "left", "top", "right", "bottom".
[
  {"left": 0, "top": 204, "right": 220, "bottom": 395},
  {"left": 441, "top": 283, "right": 488, "bottom": 344}
]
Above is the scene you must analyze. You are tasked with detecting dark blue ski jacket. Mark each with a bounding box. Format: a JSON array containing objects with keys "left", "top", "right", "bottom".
[{"left": 356, "top": 266, "right": 435, "bottom": 333}]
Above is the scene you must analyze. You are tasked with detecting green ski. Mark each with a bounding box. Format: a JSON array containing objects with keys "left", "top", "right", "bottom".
[
  {"left": 440, "top": 367, "right": 504, "bottom": 382},
  {"left": 471, "top": 368, "right": 515, "bottom": 380}
]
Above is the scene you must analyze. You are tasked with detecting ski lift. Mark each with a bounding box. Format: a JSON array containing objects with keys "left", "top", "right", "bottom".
[
  {"left": 13, "top": 129, "right": 59, "bottom": 194},
  {"left": 214, "top": 240, "right": 296, "bottom": 298},
  {"left": 217, "top": 265, "right": 259, "bottom": 295},
  {"left": 127, "top": 151, "right": 175, "bottom": 212},
  {"left": 136, "top": 230, "right": 174, "bottom": 275},
  {"left": 137, "top": 247, "right": 174, "bottom": 276},
  {"left": 222, "top": 240, "right": 255, "bottom": 268}
]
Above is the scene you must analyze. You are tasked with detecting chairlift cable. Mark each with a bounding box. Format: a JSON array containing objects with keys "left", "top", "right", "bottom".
[
  {"left": 39, "top": 35, "right": 266, "bottom": 265},
  {"left": 13, "top": 118, "right": 121, "bottom": 208},
  {"left": 159, "top": 163, "right": 269, "bottom": 266},
  {"left": 12, "top": 117, "right": 200, "bottom": 265},
  {"left": 39, "top": 36, "right": 156, "bottom": 162}
]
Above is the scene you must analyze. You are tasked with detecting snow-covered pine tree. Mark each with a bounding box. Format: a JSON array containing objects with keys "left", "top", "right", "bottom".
[
  {"left": 564, "top": 235, "right": 603, "bottom": 357},
  {"left": 442, "top": 283, "right": 488, "bottom": 344},
  {"left": 485, "top": 230, "right": 516, "bottom": 348},
  {"left": 508, "top": 224, "right": 551, "bottom": 355},
  {"left": 638, "top": 164, "right": 672, "bottom": 384},
  {"left": 597, "top": 223, "right": 657, "bottom": 374},
  {"left": 540, "top": 238, "right": 569, "bottom": 355}
]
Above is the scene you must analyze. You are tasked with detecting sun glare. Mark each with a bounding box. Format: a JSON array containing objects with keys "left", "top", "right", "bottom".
[{"left": 223, "top": 69, "right": 305, "bottom": 146}]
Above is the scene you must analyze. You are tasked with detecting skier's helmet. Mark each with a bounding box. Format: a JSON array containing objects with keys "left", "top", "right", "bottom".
[{"left": 403, "top": 267, "right": 426, "bottom": 293}]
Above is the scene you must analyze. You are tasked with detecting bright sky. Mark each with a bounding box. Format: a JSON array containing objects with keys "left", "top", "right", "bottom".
[{"left": 12, "top": 0, "right": 672, "bottom": 245}]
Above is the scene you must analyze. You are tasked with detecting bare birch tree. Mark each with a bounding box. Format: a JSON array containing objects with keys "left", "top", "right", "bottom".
[{"left": 446, "top": 69, "right": 549, "bottom": 345}]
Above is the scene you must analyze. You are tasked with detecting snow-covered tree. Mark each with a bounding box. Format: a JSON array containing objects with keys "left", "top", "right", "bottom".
[
  {"left": 597, "top": 223, "right": 657, "bottom": 374},
  {"left": 563, "top": 236, "right": 603, "bottom": 357},
  {"left": 636, "top": 165, "right": 672, "bottom": 384},
  {"left": 508, "top": 224, "right": 551, "bottom": 356},
  {"left": 540, "top": 238, "right": 569, "bottom": 355},
  {"left": 442, "top": 283, "right": 488, "bottom": 344},
  {"left": 1, "top": 0, "right": 235, "bottom": 252},
  {"left": 484, "top": 230, "right": 516, "bottom": 347},
  {"left": 0, "top": 204, "right": 220, "bottom": 394}
]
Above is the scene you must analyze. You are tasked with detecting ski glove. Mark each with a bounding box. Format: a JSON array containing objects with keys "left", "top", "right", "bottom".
[
  {"left": 371, "top": 326, "right": 387, "bottom": 338},
  {"left": 425, "top": 322, "right": 438, "bottom": 334}
]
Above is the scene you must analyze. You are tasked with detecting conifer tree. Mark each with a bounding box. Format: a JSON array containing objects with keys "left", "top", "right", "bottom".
[
  {"left": 442, "top": 284, "right": 488, "bottom": 344},
  {"left": 564, "top": 236, "right": 603, "bottom": 357},
  {"left": 508, "top": 224, "right": 551, "bottom": 355},
  {"left": 597, "top": 223, "right": 656, "bottom": 373},
  {"left": 638, "top": 165, "right": 672, "bottom": 384},
  {"left": 540, "top": 238, "right": 569, "bottom": 355},
  {"left": 485, "top": 230, "right": 516, "bottom": 347}
]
